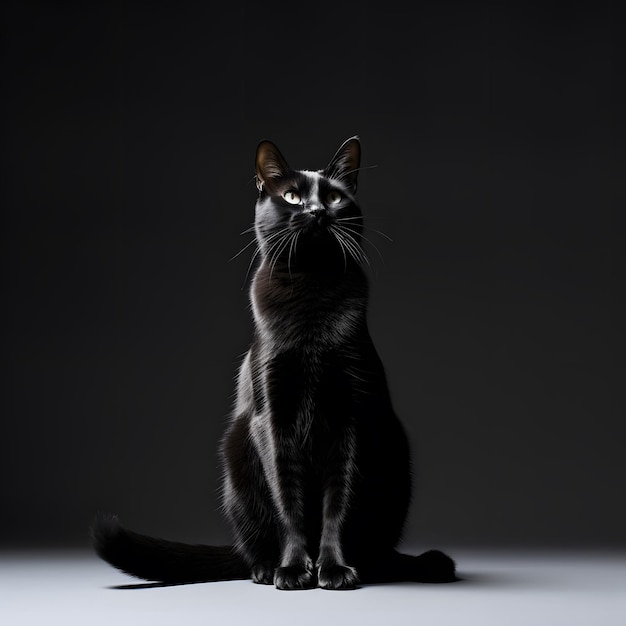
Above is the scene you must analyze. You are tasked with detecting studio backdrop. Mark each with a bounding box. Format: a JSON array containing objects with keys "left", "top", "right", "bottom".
[{"left": 1, "top": 0, "right": 621, "bottom": 550}]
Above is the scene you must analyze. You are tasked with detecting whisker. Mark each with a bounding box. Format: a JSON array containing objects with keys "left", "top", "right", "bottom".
[
  {"left": 329, "top": 226, "right": 349, "bottom": 273},
  {"left": 229, "top": 237, "right": 257, "bottom": 262},
  {"left": 366, "top": 227, "right": 393, "bottom": 243},
  {"left": 287, "top": 230, "right": 300, "bottom": 279},
  {"left": 335, "top": 217, "right": 393, "bottom": 242},
  {"left": 238, "top": 227, "right": 291, "bottom": 288},
  {"left": 238, "top": 227, "right": 291, "bottom": 283},
  {"left": 331, "top": 226, "right": 371, "bottom": 269},
  {"left": 266, "top": 234, "right": 286, "bottom": 266},
  {"left": 338, "top": 224, "right": 386, "bottom": 264},
  {"left": 329, "top": 164, "right": 379, "bottom": 183},
  {"left": 262, "top": 227, "right": 292, "bottom": 246},
  {"left": 268, "top": 231, "right": 294, "bottom": 280},
  {"left": 240, "top": 226, "right": 256, "bottom": 235},
  {"left": 241, "top": 245, "right": 261, "bottom": 289},
  {"left": 336, "top": 229, "right": 349, "bottom": 272},
  {"left": 271, "top": 235, "right": 291, "bottom": 278},
  {"left": 337, "top": 226, "right": 372, "bottom": 269},
  {"left": 261, "top": 227, "right": 292, "bottom": 256}
]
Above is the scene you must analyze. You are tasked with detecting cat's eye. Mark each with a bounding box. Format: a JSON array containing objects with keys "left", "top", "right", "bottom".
[
  {"left": 326, "top": 190, "right": 342, "bottom": 205},
  {"left": 282, "top": 190, "right": 301, "bottom": 204}
]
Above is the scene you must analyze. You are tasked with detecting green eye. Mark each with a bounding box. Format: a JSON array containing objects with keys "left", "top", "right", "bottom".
[
  {"left": 283, "top": 190, "right": 301, "bottom": 204},
  {"left": 327, "top": 190, "right": 342, "bottom": 204}
]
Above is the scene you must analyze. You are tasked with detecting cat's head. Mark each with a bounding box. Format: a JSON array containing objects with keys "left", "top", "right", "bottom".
[{"left": 254, "top": 137, "right": 364, "bottom": 271}]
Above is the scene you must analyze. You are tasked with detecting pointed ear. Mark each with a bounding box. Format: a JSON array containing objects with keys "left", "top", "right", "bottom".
[
  {"left": 324, "top": 136, "right": 361, "bottom": 192},
  {"left": 255, "top": 140, "right": 290, "bottom": 193}
]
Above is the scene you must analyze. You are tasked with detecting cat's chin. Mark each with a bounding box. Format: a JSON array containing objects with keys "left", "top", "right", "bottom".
[
  {"left": 288, "top": 232, "right": 354, "bottom": 271},
  {"left": 294, "top": 221, "right": 331, "bottom": 237}
]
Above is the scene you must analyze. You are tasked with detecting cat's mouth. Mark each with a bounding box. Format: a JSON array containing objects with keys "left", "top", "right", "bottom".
[
  {"left": 292, "top": 210, "right": 332, "bottom": 232},
  {"left": 294, "top": 220, "right": 365, "bottom": 268},
  {"left": 260, "top": 214, "right": 364, "bottom": 271}
]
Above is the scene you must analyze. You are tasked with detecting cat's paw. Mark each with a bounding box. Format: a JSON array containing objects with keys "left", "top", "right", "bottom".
[
  {"left": 318, "top": 564, "right": 360, "bottom": 590},
  {"left": 274, "top": 564, "right": 316, "bottom": 590},
  {"left": 251, "top": 562, "right": 275, "bottom": 585}
]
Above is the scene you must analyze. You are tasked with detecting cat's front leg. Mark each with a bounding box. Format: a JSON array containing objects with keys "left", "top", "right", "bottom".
[
  {"left": 251, "top": 415, "right": 315, "bottom": 590},
  {"left": 316, "top": 430, "right": 360, "bottom": 590},
  {"left": 273, "top": 538, "right": 315, "bottom": 590},
  {"left": 317, "top": 525, "right": 359, "bottom": 590},
  {"left": 270, "top": 431, "right": 316, "bottom": 590}
]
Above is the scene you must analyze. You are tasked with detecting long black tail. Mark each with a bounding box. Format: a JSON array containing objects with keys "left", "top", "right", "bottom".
[
  {"left": 91, "top": 514, "right": 456, "bottom": 585},
  {"left": 358, "top": 549, "right": 458, "bottom": 584},
  {"left": 91, "top": 514, "right": 249, "bottom": 584}
]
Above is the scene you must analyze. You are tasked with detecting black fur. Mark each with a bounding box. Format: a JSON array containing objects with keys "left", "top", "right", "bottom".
[{"left": 91, "top": 137, "right": 456, "bottom": 589}]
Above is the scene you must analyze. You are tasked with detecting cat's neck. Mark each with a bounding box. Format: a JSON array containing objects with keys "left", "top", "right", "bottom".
[
  {"left": 253, "top": 257, "right": 367, "bottom": 294},
  {"left": 250, "top": 259, "right": 369, "bottom": 348}
]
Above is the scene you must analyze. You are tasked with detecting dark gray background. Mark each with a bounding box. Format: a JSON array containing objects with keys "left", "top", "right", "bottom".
[{"left": 2, "top": 1, "right": 622, "bottom": 550}]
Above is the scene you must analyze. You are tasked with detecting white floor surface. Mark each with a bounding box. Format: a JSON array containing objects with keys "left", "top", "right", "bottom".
[{"left": 1, "top": 548, "right": 624, "bottom": 626}]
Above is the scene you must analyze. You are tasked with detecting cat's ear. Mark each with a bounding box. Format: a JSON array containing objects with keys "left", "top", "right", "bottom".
[
  {"left": 255, "top": 140, "right": 290, "bottom": 194},
  {"left": 325, "top": 136, "right": 361, "bottom": 192}
]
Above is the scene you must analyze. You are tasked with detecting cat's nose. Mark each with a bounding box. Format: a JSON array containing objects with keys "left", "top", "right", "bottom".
[{"left": 307, "top": 206, "right": 328, "bottom": 222}]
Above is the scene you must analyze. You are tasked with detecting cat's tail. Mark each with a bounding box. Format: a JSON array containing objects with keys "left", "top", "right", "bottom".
[
  {"left": 358, "top": 549, "right": 458, "bottom": 584},
  {"left": 90, "top": 513, "right": 249, "bottom": 584}
]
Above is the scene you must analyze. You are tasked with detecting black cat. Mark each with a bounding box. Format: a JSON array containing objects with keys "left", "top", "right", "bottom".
[{"left": 92, "top": 137, "right": 456, "bottom": 590}]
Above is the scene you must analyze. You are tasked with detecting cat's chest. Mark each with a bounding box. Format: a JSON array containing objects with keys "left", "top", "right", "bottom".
[
  {"left": 252, "top": 282, "right": 363, "bottom": 350},
  {"left": 251, "top": 343, "right": 356, "bottom": 436},
  {"left": 264, "top": 307, "right": 356, "bottom": 350}
]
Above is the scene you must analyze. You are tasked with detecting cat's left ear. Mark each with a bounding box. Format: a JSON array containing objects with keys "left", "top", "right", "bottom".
[
  {"left": 255, "top": 140, "right": 290, "bottom": 194},
  {"left": 324, "top": 136, "right": 361, "bottom": 193}
]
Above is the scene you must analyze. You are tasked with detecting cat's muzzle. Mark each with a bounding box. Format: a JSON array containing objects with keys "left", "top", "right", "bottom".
[{"left": 305, "top": 207, "right": 330, "bottom": 226}]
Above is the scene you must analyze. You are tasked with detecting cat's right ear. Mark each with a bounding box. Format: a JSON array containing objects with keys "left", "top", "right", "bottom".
[
  {"left": 325, "top": 136, "right": 361, "bottom": 193},
  {"left": 255, "top": 140, "right": 290, "bottom": 194}
]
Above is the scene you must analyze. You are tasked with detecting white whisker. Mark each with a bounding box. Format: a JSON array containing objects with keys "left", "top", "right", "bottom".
[
  {"left": 338, "top": 226, "right": 372, "bottom": 268},
  {"left": 331, "top": 225, "right": 371, "bottom": 269},
  {"left": 335, "top": 217, "right": 393, "bottom": 243},
  {"left": 240, "top": 227, "right": 291, "bottom": 287},
  {"left": 330, "top": 227, "right": 348, "bottom": 272},
  {"left": 328, "top": 164, "right": 379, "bottom": 183},
  {"left": 268, "top": 231, "right": 295, "bottom": 280},
  {"left": 241, "top": 245, "right": 262, "bottom": 288},
  {"left": 229, "top": 237, "right": 258, "bottom": 262},
  {"left": 338, "top": 224, "right": 385, "bottom": 264},
  {"left": 287, "top": 230, "right": 300, "bottom": 279}
]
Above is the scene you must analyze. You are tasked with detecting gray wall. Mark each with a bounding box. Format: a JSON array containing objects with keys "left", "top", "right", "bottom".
[{"left": 2, "top": 0, "right": 621, "bottom": 550}]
